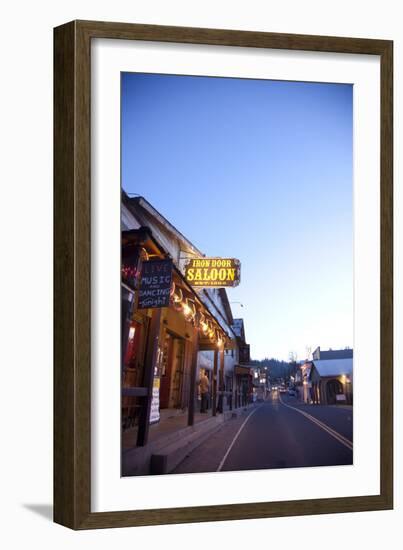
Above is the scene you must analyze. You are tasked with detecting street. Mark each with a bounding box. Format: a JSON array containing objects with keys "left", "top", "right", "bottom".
[{"left": 173, "top": 391, "right": 353, "bottom": 474}]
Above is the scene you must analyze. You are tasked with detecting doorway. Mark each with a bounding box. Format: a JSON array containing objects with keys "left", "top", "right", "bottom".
[
  {"left": 326, "top": 379, "right": 344, "bottom": 404},
  {"left": 159, "top": 332, "right": 185, "bottom": 409}
]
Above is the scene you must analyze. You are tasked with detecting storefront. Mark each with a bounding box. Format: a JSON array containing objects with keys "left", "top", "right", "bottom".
[
  {"left": 234, "top": 365, "right": 253, "bottom": 407},
  {"left": 309, "top": 358, "right": 353, "bottom": 405},
  {"left": 121, "top": 225, "right": 236, "bottom": 449},
  {"left": 120, "top": 193, "right": 255, "bottom": 460}
]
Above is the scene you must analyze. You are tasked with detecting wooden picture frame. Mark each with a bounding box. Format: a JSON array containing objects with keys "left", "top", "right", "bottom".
[{"left": 54, "top": 20, "right": 393, "bottom": 529}]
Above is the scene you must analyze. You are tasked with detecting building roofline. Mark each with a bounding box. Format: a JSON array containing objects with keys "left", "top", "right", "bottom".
[
  {"left": 124, "top": 192, "right": 203, "bottom": 257},
  {"left": 122, "top": 193, "right": 237, "bottom": 340},
  {"left": 122, "top": 190, "right": 238, "bottom": 338}
]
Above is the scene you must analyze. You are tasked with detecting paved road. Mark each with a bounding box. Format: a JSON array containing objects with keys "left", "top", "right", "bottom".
[{"left": 173, "top": 392, "right": 353, "bottom": 474}]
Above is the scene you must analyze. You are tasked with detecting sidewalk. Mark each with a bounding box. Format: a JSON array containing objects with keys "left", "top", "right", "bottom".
[
  {"left": 122, "top": 403, "right": 254, "bottom": 476},
  {"left": 123, "top": 408, "right": 219, "bottom": 451}
]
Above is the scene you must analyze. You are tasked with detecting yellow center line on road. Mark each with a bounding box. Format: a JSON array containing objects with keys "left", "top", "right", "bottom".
[{"left": 278, "top": 395, "right": 353, "bottom": 451}]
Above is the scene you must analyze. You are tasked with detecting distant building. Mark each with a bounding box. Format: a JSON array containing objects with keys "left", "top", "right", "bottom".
[
  {"left": 231, "top": 318, "right": 253, "bottom": 406},
  {"left": 312, "top": 346, "right": 353, "bottom": 361},
  {"left": 296, "top": 347, "right": 353, "bottom": 405},
  {"left": 309, "top": 358, "right": 353, "bottom": 405}
]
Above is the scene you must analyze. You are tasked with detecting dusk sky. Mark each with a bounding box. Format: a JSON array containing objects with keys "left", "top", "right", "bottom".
[{"left": 121, "top": 72, "right": 353, "bottom": 361}]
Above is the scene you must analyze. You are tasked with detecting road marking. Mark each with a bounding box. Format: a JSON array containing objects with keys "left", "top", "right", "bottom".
[
  {"left": 216, "top": 406, "right": 261, "bottom": 472},
  {"left": 278, "top": 395, "right": 353, "bottom": 451}
]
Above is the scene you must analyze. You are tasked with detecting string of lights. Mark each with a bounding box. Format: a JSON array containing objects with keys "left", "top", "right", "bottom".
[{"left": 170, "top": 282, "right": 226, "bottom": 348}]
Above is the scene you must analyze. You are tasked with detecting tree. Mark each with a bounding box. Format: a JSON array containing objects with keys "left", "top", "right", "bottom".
[{"left": 250, "top": 357, "right": 294, "bottom": 384}]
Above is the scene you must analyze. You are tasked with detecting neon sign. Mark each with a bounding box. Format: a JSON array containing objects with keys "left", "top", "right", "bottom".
[{"left": 184, "top": 258, "right": 240, "bottom": 288}]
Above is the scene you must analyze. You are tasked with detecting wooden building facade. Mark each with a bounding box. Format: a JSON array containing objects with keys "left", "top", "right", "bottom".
[{"left": 121, "top": 193, "right": 250, "bottom": 451}]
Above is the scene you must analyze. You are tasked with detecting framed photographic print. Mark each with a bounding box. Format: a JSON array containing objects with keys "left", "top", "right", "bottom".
[{"left": 54, "top": 20, "right": 393, "bottom": 529}]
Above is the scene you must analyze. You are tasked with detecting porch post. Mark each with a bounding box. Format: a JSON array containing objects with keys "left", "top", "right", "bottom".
[
  {"left": 121, "top": 288, "right": 134, "bottom": 370},
  {"left": 218, "top": 348, "right": 225, "bottom": 413},
  {"left": 212, "top": 349, "right": 218, "bottom": 416},
  {"left": 188, "top": 327, "right": 199, "bottom": 426},
  {"left": 136, "top": 307, "right": 161, "bottom": 447},
  {"left": 230, "top": 371, "right": 234, "bottom": 411}
]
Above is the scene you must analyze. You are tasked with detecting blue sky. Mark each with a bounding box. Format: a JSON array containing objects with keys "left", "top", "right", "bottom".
[{"left": 121, "top": 73, "right": 353, "bottom": 361}]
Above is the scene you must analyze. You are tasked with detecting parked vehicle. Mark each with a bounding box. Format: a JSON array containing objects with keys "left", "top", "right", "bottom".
[{"left": 288, "top": 388, "right": 297, "bottom": 396}]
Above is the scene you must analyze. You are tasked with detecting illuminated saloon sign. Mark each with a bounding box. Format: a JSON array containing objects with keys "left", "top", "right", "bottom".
[{"left": 184, "top": 258, "right": 241, "bottom": 288}]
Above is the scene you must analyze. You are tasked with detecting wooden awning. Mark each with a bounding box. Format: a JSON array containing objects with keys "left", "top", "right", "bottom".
[{"left": 122, "top": 227, "right": 233, "bottom": 343}]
